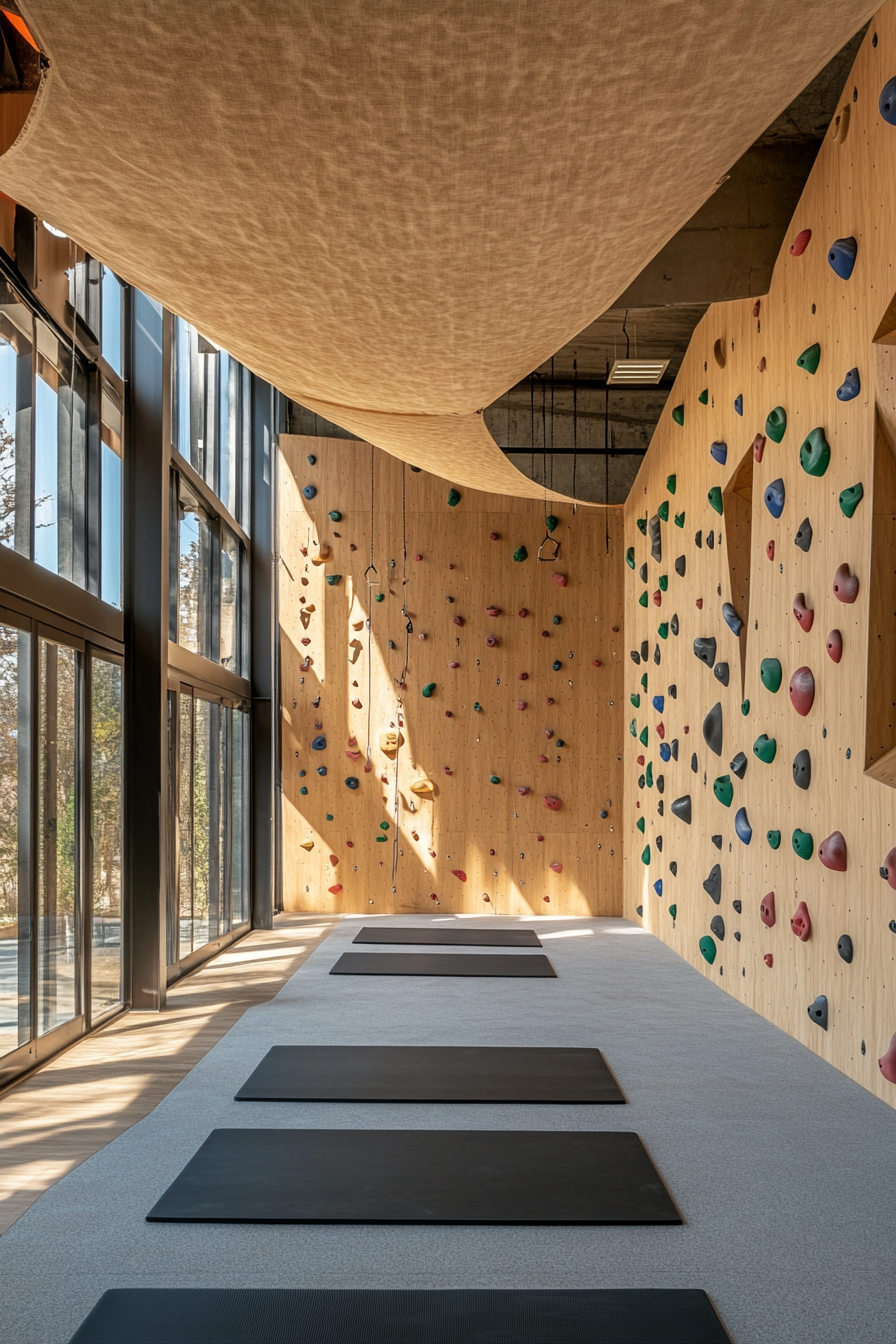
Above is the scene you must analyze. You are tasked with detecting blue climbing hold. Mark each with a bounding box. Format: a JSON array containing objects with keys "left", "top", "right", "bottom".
[
  {"left": 836, "top": 367, "right": 860, "bottom": 402},
  {"left": 722, "top": 603, "right": 743, "bottom": 636},
  {"left": 302, "top": 485, "right": 317, "bottom": 500},
  {"left": 345, "top": 777, "right": 359, "bottom": 789},
  {"left": 311, "top": 735, "right": 326, "bottom": 750},
  {"left": 734, "top": 394, "right": 743, "bottom": 417},
  {"left": 300, "top": 786, "right": 307, "bottom": 795},
  {"left": 880, "top": 75, "right": 896, "bottom": 124},
  {"left": 828, "top": 236, "right": 857, "bottom": 281},
  {"left": 654, "top": 879, "right": 663, "bottom": 897},
  {"left": 307, "top": 454, "right": 317, "bottom": 465},
  {"left": 652, "top": 695, "right": 665, "bottom": 712},
  {"left": 764, "top": 477, "right": 785, "bottom": 518},
  {"left": 734, "top": 806, "right": 753, "bottom": 845},
  {"left": 552, "top": 660, "right": 562, "bottom": 671},
  {"left": 317, "top": 766, "right": 327, "bottom": 776},
  {"left": 710, "top": 441, "right": 728, "bottom": 466},
  {"left": 659, "top": 743, "right": 671, "bottom": 762}
]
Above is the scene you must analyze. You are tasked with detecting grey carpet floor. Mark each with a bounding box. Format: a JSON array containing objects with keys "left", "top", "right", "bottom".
[{"left": 1, "top": 916, "right": 895, "bottom": 1344}]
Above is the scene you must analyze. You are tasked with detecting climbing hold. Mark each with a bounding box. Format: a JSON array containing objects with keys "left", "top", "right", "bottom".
[
  {"left": 550, "top": 862, "right": 563, "bottom": 874},
  {"left": 789, "top": 228, "right": 812, "bottom": 256},
  {"left": 552, "top": 660, "right": 562, "bottom": 671},
  {"left": 422, "top": 683, "right": 436, "bottom": 698},
  {"left": 828, "top": 236, "right": 857, "bottom": 280},
  {"left": 675, "top": 555, "right": 686, "bottom": 577},
  {"left": 791, "top": 900, "right": 812, "bottom": 940},
  {"left": 792, "top": 749, "right": 811, "bottom": 790},
  {"left": 649, "top": 515, "right": 662, "bottom": 561},
  {"left": 543, "top": 796, "right": 562, "bottom": 811},
  {"left": 823, "top": 628, "right": 843, "bottom": 665},
  {"left": 473, "top": 702, "right": 483, "bottom": 713},
  {"left": 796, "top": 343, "right": 821, "bottom": 375},
  {"left": 741, "top": 701, "right": 749, "bottom": 716},
  {"left": 345, "top": 777, "right": 359, "bottom": 789},
  {"left": 311, "top": 735, "right": 327, "bottom": 751},
  {"left": 375, "top": 593, "right": 384, "bottom": 603},
  {"left": 486, "top": 605, "right": 501, "bottom": 617},
  {"left": 316, "top": 766, "right": 327, "bottom": 776},
  {"left": 486, "top": 635, "right": 498, "bottom": 647},
  {"left": 635, "top": 815, "right": 645, "bottom": 833},
  {"left": 694, "top": 637, "right": 716, "bottom": 668},
  {"left": 328, "top": 510, "right": 342, "bottom": 522},
  {"left": 807, "top": 995, "right": 828, "bottom": 1030},
  {"left": 452, "top": 869, "right": 467, "bottom": 881},
  {"left": 837, "top": 367, "right": 860, "bottom": 401},
  {"left": 545, "top": 514, "right": 558, "bottom": 533},
  {"left": 837, "top": 934, "right": 853, "bottom": 964},
  {"left": 674, "top": 511, "right": 685, "bottom": 528},
  {"left": 710, "top": 834, "right": 722, "bottom": 850},
  {"left": 833, "top": 563, "right": 859, "bottom": 603},
  {"left": 757, "top": 357, "right": 766, "bottom": 373},
  {"left": 702, "top": 702, "right": 723, "bottom": 756},
  {"left": 765, "top": 406, "right": 787, "bottom": 443},
  {"left": 671, "top": 795, "right": 692, "bottom": 824},
  {"left": 722, "top": 603, "right": 743, "bottom": 636},
  {"left": 767, "top": 830, "right": 781, "bottom": 850},
  {"left": 792, "top": 593, "right": 814, "bottom": 632},
  {"left": 764, "top": 954, "right": 774, "bottom": 968},
  {"left": 307, "top": 455, "right": 317, "bottom": 465},
  {"left": 792, "top": 831, "right": 814, "bottom": 863},
  {"left": 652, "top": 695, "right": 664, "bottom": 712},
  {"left": 766, "top": 540, "right": 775, "bottom": 561},
  {"left": 299, "top": 838, "right": 315, "bottom": 852},
  {"left": 667, "top": 903, "right": 676, "bottom": 920},
  {"left": 734, "top": 807, "right": 752, "bottom": 844},
  {"left": 730, "top": 751, "right": 747, "bottom": 780},
  {"left": 551, "top": 573, "right": 568, "bottom": 590},
  {"left": 453, "top": 615, "right": 465, "bottom": 626},
  {"left": 760, "top": 892, "right": 776, "bottom": 927},
  {"left": 513, "top": 546, "right": 528, "bottom": 562},
  {"left": 654, "top": 879, "right": 663, "bottom": 897},
  {"left": 734, "top": 394, "right": 743, "bottom": 417},
  {"left": 880, "top": 74, "right": 896, "bottom": 123},
  {"left": 658, "top": 576, "right": 668, "bottom": 593},
  {"left": 761, "top": 658, "right": 782, "bottom": 693},
  {"left": 325, "top": 574, "right": 342, "bottom": 586},
  {"left": 818, "top": 831, "right": 847, "bottom": 871},
  {"left": 713, "top": 775, "right": 733, "bottom": 808},
  {"left": 698, "top": 389, "right": 709, "bottom": 405},
  {"left": 708, "top": 486, "right": 723, "bottom": 514},
  {"left": 839, "top": 483, "right": 864, "bottom": 518},
  {"left": 410, "top": 776, "right": 434, "bottom": 796},
  {"left": 699, "top": 936, "right": 717, "bottom": 965},
  {"left": 657, "top": 622, "right": 668, "bottom": 640},
  {"left": 794, "top": 518, "right": 813, "bottom": 552},
  {"left": 641, "top": 845, "right": 650, "bottom": 865},
  {"left": 517, "top": 786, "right": 530, "bottom": 797},
  {"left": 658, "top": 501, "right": 669, "bottom": 523},
  {"left": 672, "top": 404, "right": 685, "bottom": 426},
  {"left": 710, "top": 915, "right": 725, "bottom": 941},
  {"left": 670, "top": 615, "right": 679, "bottom": 636},
  {"left": 764, "top": 477, "right": 786, "bottom": 518},
  {"left": 878, "top": 1033, "right": 896, "bottom": 1084},
  {"left": 328, "top": 884, "right": 343, "bottom": 895},
  {"left": 691, "top": 753, "right": 698, "bottom": 773},
  {"left": 447, "top": 488, "right": 461, "bottom": 506},
  {"left": 799, "top": 427, "right": 830, "bottom": 478},
  {"left": 753, "top": 734, "right": 777, "bottom": 764},
  {"left": 710, "top": 441, "right": 728, "bottom": 465},
  {"left": 752, "top": 433, "right": 766, "bottom": 462},
  {"left": 489, "top": 775, "right": 501, "bottom": 785},
  {"left": 713, "top": 662, "right": 729, "bottom": 687},
  {"left": 880, "top": 847, "right": 896, "bottom": 889},
  {"left": 626, "top": 547, "right": 635, "bottom": 569},
  {"left": 302, "top": 485, "right": 317, "bottom": 500}
]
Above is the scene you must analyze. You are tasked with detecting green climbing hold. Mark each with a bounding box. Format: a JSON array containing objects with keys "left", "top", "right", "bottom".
[
  {"left": 767, "top": 829, "right": 781, "bottom": 850},
  {"left": 713, "top": 774, "right": 733, "bottom": 807},
  {"left": 376, "top": 835, "right": 387, "bottom": 843},
  {"left": 326, "top": 814, "right": 334, "bottom": 821},
  {"left": 698, "top": 389, "right": 709, "bottom": 405},
  {"left": 325, "top": 574, "right": 342, "bottom": 586},
  {"left": 766, "top": 406, "right": 787, "bottom": 443},
  {"left": 753, "top": 733, "right": 777, "bottom": 764},
  {"left": 636, "top": 517, "right": 647, "bottom": 535},
  {"left": 645, "top": 762, "right": 653, "bottom": 788},
  {"left": 672, "top": 405, "right": 685, "bottom": 426},
  {"left": 667, "top": 474, "right": 677, "bottom": 494},
  {"left": 699, "top": 935, "right": 717, "bottom": 964},
  {"left": 658, "top": 575, "right": 668, "bottom": 592},
  {"left": 636, "top": 817, "right": 645, "bottom": 833},
  {"left": 668, "top": 904, "right": 677, "bottom": 921},
  {"left": 639, "top": 591, "right": 648, "bottom": 607},
  {"left": 639, "top": 726, "right": 648, "bottom": 746},
  {"left": 473, "top": 702, "right": 483, "bottom": 713},
  {"left": 741, "top": 700, "right": 750, "bottom": 716},
  {"left": 796, "top": 342, "right": 821, "bottom": 375},
  {"left": 640, "top": 673, "right": 648, "bottom": 689},
  {"left": 674, "top": 511, "right": 685, "bottom": 528},
  {"left": 300, "top": 786, "right": 307, "bottom": 795},
  {"left": 658, "top": 622, "right": 669, "bottom": 639},
  {"left": 658, "top": 501, "right": 669, "bottom": 522},
  {"left": 799, "top": 426, "right": 830, "bottom": 477},
  {"left": 626, "top": 547, "right": 635, "bottom": 569},
  {"left": 630, "top": 719, "right": 638, "bottom": 738},
  {"left": 839, "top": 482, "right": 864, "bottom": 518},
  {"left": 447, "top": 488, "right": 461, "bottom": 506},
  {"left": 792, "top": 828, "right": 814, "bottom": 860},
  {"left": 641, "top": 845, "right": 650, "bottom": 865},
  {"left": 422, "top": 683, "right": 436, "bottom": 697},
  {"left": 379, "top": 821, "right": 390, "bottom": 830},
  {"left": 760, "top": 658, "right": 782, "bottom": 693},
  {"left": 513, "top": 545, "right": 528, "bottom": 562},
  {"left": 328, "top": 510, "right": 342, "bottom": 521},
  {"left": 490, "top": 775, "right": 501, "bottom": 784},
  {"left": 708, "top": 486, "right": 723, "bottom": 514},
  {"left": 375, "top": 592, "right": 385, "bottom": 602},
  {"left": 630, "top": 693, "right": 641, "bottom": 708},
  {"left": 545, "top": 514, "right": 558, "bottom": 532}
]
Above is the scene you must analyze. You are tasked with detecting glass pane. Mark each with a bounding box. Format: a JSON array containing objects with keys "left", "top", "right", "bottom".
[
  {"left": 101, "top": 268, "right": 123, "bottom": 377},
  {"left": 90, "top": 658, "right": 122, "bottom": 1019},
  {"left": 0, "top": 624, "right": 30, "bottom": 1059},
  {"left": 178, "top": 690, "right": 193, "bottom": 959},
  {"left": 38, "top": 641, "right": 79, "bottom": 1036},
  {"left": 0, "top": 299, "right": 32, "bottom": 555},
  {"left": 173, "top": 316, "right": 191, "bottom": 462},
  {"left": 178, "top": 505, "right": 202, "bottom": 653},
  {"left": 220, "top": 526, "right": 240, "bottom": 672},
  {"left": 34, "top": 367, "right": 58, "bottom": 573},
  {"left": 219, "top": 350, "right": 237, "bottom": 516},
  {"left": 231, "top": 706, "right": 249, "bottom": 927},
  {"left": 100, "top": 442, "right": 122, "bottom": 608},
  {"left": 192, "top": 696, "right": 211, "bottom": 952}
]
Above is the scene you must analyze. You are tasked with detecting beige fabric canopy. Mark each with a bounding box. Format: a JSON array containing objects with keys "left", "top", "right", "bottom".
[{"left": 2, "top": 1, "right": 875, "bottom": 497}]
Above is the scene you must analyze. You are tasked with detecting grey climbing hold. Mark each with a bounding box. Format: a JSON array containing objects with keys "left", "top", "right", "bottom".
[
  {"left": 639, "top": 563, "right": 648, "bottom": 582},
  {"left": 694, "top": 637, "right": 716, "bottom": 667},
  {"left": 670, "top": 739, "right": 679, "bottom": 760},
  {"left": 691, "top": 753, "right": 698, "bottom": 772},
  {"left": 792, "top": 749, "right": 811, "bottom": 790},
  {"left": 636, "top": 905, "right": 643, "bottom": 917},
  {"left": 706, "top": 531, "right": 715, "bottom": 550},
  {"left": 675, "top": 555, "right": 686, "bottom": 577},
  {"left": 671, "top": 795, "right": 692, "bottom": 824},
  {"left": 710, "top": 914, "right": 725, "bottom": 940},
  {"left": 807, "top": 994, "right": 829, "bottom": 1030},
  {"left": 703, "top": 702, "right": 723, "bottom": 756},
  {"left": 733, "top": 900, "right": 742, "bottom": 914},
  {"left": 695, "top": 530, "right": 703, "bottom": 548},
  {"left": 711, "top": 834, "right": 722, "bottom": 850},
  {"left": 713, "top": 662, "right": 730, "bottom": 687},
  {"left": 630, "top": 650, "right": 641, "bottom": 665},
  {"left": 670, "top": 614, "right": 680, "bottom": 636},
  {"left": 794, "top": 517, "right": 813, "bottom": 553},
  {"left": 703, "top": 863, "right": 722, "bottom": 903},
  {"left": 649, "top": 515, "right": 662, "bottom": 562},
  {"left": 668, "top": 684, "right": 678, "bottom": 698},
  {"left": 669, "top": 861, "right": 678, "bottom": 876},
  {"left": 656, "top": 774, "right": 664, "bottom": 794},
  {"left": 730, "top": 751, "right": 747, "bottom": 780},
  {"left": 734, "top": 807, "right": 752, "bottom": 844},
  {"left": 837, "top": 934, "right": 853, "bottom": 963},
  {"left": 722, "top": 603, "right": 743, "bottom": 636},
  {"left": 641, "top": 640, "right": 649, "bottom": 660}
]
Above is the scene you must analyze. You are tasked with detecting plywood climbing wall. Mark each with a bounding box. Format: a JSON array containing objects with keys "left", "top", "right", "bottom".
[
  {"left": 280, "top": 436, "right": 623, "bottom": 916},
  {"left": 623, "top": 11, "right": 896, "bottom": 1105}
]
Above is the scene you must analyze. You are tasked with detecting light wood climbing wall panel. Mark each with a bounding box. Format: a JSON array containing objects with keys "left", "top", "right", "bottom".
[
  {"left": 623, "top": 12, "right": 896, "bottom": 1105},
  {"left": 280, "top": 436, "right": 623, "bottom": 917}
]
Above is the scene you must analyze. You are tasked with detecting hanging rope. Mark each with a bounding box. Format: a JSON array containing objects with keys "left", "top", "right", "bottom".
[
  {"left": 604, "top": 359, "right": 610, "bottom": 554},
  {"left": 549, "top": 356, "right": 554, "bottom": 492},
  {"left": 530, "top": 372, "right": 535, "bottom": 478},
  {"left": 572, "top": 356, "right": 577, "bottom": 511}
]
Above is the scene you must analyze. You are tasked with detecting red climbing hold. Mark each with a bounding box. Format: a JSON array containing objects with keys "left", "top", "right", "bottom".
[
  {"left": 826, "top": 629, "right": 843, "bottom": 663},
  {"left": 329, "top": 854, "right": 339, "bottom": 866},
  {"left": 346, "top": 841, "right": 354, "bottom": 848},
  {"left": 789, "top": 228, "right": 812, "bottom": 257},
  {"left": 444, "top": 710, "right": 453, "bottom": 717},
  {"left": 536, "top": 834, "right": 544, "bottom": 842},
  {"left": 453, "top": 615, "right": 464, "bottom": 626},
  {"left": 516, "top": 701, "right": 527, "bottom": 710},
  {"left": 328, "top": 884, "right": 343, "bottom": 894},
  {"left": 489, "top": 533, "right": 500, "bottom": 541},
  {"left": 544, "top": 729, "right": 554, "bottom": 740},
  {"left": 760, "top": 892, "right": 776, "bottom": 927},
  {"left": 485, "top": 635, "right": 498, "bottom": 647},
  {"left": 430, "top": 892, "right": 438, "bottom": 901},
  {"left": 482, "top": 894, "right": 490, "bottom": 902},
  {"left": 752, "top": 433, "right": 766, "bottom": 463},
  {"left": 656, "top": 723, "right": 665, "bottom": 739},
  {"left": 883, "top": 846, "right": 896, "bottom": 890},
  {"left": 352, "top": 698, "right": 362, "bottom": 708},
  {"left": 345, "top": 749, "right": 362, "bottom": 760},
  {"left": 652, "top": 591, "right": 662, "bottom": 606},
  {"left": 753, "top": 299, "right": 761, "bottom": 317},
  {"left": 592, "top": 659, "right": 602, "bottom": 667},
  {"left": 443, "top": 766, "right": 452, "bottom": 775},
  {"left": 793, "top": 593, "right": 814, "bottom": 632},
  {"left": 452, "top": 869, "right": 467, "bottom": 882},
  {"left": 414, "top": 554, "right": 423, "bottom": 561},
  {"left": 696, "top": 598, "right": 703, "bottom": 609},
  {"left": 486, "top": 606, "right": 501, "bottom": 617},
  {"left": 518, "top": 608, "right": 528, "bottom": 617},
  {"left": 552, "top": 573, "right": 568, "bottom": 587},
  {"left": 448, "top": 661, "right": 459, "bottom": 668},
  {"left": 879, "top": 1033, "right": 896, "bottom": 1084},
  {"left": 538, "top": 754, "right": 548, "bottom": 763},
  {"left": 543, "top": 795, "right": 562, "bottom": 811},
  {"left": 540, "top": 630, "right": 550, "bottom": 639},
  {"left": 766, "top": 540, "right": 775, "bottom": 561},
  {"left": 789, "top": 666, "right": 815, "bottom": 716},
  {"left": 517, "top": 786, "right": 530, "bottom": 795},
  {"left": 490, "top": 849, "right": 495, "bottom": 856},
  {"left": 519, "top": 672, "right": 529, "bottom": 681},
  {"left": 833, "top": 563, "right": 859, "bottom": 603},
  {"left": 637, "top": 754, "right": 645, "bottom": 765},
  {"left": 791, "top": 900, "right": 811, "bottom": 942},
  {"left": 543, "top": 895, "right": 550, "bottom": 903},
  {"left": 550, "top": 862, "right": 563, "bottom": 873},
  {"left": 763, "top": 953, "right": 773, "bottom": 967},
  {"left": 545, "top": 697, "right": 554, "bottom": 706},
  {"left": 757, "top": 356, "right": 766, "bottom": 373},
  {"left": 818, "top": 831, "right": 847, "bottom": 871}
]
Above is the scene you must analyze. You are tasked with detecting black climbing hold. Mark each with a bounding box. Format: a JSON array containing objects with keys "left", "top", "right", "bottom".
[
  {"left": 670, "top": 614, "right": 679, "bottom": 636},
  {"left": 639, "top": 562, "right": 648, "bottom": 582},
  {"left": 837, "top": 934, "right": 853, "bottom": 964},
  {"left": 656, "top": 835, "right": 663, "bottom": 851},
  {"left": 703, "top": 863, "right": 722, "bottom": 903},
  {"left": 695, "top": 530, "right": 703, "bottom": 549},
  {"left": 706, "top": 530, "right": 715, "bottom": 551},
  {"left": 641, "top": 640, "right": 649, "bottom": 660},
  {"left": 792, "top": 749, "right": 811, "bottom": 790},
  {"left": 671, "top": 795, "right": 692, "bottom": 824},
  {"left": 794, "top": 517, "right": 813, "bottom": 552},
  {"left": 734, "top": 394, "right": 743, "bottom": 416},
  {"left": 807, "top": 994, "right": 828, "bottom": 1030},
  {"left": 702, "top": 702, "right": 723, "bottom": 756},
  {"left": 764, "top": 477, "right": 785, "bottom": 519},
  {"left": 710, "top": 915, "right": 725, "bottom": 940},
  {"left": 552, "top": 660, "right": 562, "bottom": 671},
  {"left": 710, "top": 441, "right": 728, "bottom": 465},
  {"left": 656, "top": 775, "right": 664, "bottom": 794},
  {"left": 630, "top": 650, "right": 641, "bottom": 665},
  {"left": 730, "top": 751, "right": 747, "bottom": 780},
  {"left": 657, "top": 800, "right": 664, "bottom": 816},
  {"left": 691, "top": 753, "right": 698, "bottom": 773},
  {"left": 732, "top": 900, "right": 742, "bottom": 914},
  {"left": 713, "top": 662, "right": 729, "bottom": 687},
  {"left": 880, "top": 75, "right": 896, "bottom": 124},
  {"left": 694, "top": 637, "right": 716, "bottom": 667},
  {"left": 675, "top": 555, "right": 686, "bottom": 577},
  {"left": 653, "top": 645, "right": 661, "bottom": 665},
  {"left": 837, "top": 367, "right": 860, "bottom": 402},
  {"left": 649, "top": 515, "right": 662, "bottom": 562},
  {"left": 636, "top": 905, "right": 643, "bottom": 917},
  {"left": 722, "top": 603, "right": 743, "bottom": 636},
  {"left": 711, "top": 834, "right": 722, "bottom": 850},
  {"left": 670, "top": 739, "right": 679, "bottom": 761},
  {"left": 828, "top": 236, "right": 857, "bottom": 281},
  {"left": 668, "top": 684, "right": 678, "bottom": 699},
  {"left": 734, "top": 931, "right": 741, "bottom": 942},
  {"left": 669, "top": 862, "right": 678, "bottom": 876}
]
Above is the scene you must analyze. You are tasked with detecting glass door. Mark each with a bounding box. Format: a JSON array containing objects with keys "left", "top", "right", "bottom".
[{"left": 88, "top": 652, "right": 123, "bottom": 1022}]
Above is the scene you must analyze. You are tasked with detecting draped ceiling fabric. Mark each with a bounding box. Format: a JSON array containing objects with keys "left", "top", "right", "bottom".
[{"left": 1, "top": 1, "right": 875, "bottom": 499}]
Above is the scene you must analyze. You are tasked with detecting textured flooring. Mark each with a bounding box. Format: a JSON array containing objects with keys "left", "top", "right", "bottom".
[{"left": 1, "top": 915, "right": 895, "bottom": 1344}]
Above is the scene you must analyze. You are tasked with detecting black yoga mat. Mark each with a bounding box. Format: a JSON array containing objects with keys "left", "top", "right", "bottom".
[
  {"left": 235, "top": 1046, "right": 624, "bottom": 1103},
  {"left": 68, "top": 1288, "right": 731, "bottom": 1344},
  {"left": 329, "top": 952, "right": 556, "bottom": 977},
  {"left": 146, "top": 1129, "right": 680, "bottom": 1224},
  {"left": 352, "top": 926, "right": 542, "bottom": 946}
]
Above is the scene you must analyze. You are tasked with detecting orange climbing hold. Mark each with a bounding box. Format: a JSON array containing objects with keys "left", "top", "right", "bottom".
[
  {"left": 791, "top": 900, "right": 811, "bottom": 942},
  {"left": 789, "top": 228, "right": 812, "bottom": 256},
  {"left": 329, "top": 854, "right": 339, "bottom": 866},
  {"left": 550, "top": 862, "right": 563, "bottom": 873},
  {"left": 818, "top": 831, "right": 847, "bottom": 871},
  {"left": 328, "top": 884, "right": 343, "bottom": 894}
]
